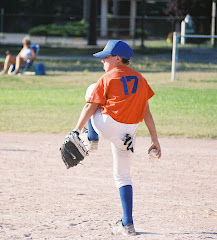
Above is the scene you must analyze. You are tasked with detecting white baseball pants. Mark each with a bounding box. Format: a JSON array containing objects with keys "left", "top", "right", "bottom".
[
  {"left": 91, "top": 109, "right": 138, "bottom": 188},
  {"left": 86, "top": 83, "right": 138, "bottom": 188}
]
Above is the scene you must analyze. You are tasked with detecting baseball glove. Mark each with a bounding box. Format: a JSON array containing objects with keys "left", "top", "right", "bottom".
[{"left": 60, "top": 131, "right": 89, "bottom": 169}]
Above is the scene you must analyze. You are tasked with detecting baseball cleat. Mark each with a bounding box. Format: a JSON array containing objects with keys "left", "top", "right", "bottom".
[{"left": 112, "top": 220, "right": 136, "bottom": 236}]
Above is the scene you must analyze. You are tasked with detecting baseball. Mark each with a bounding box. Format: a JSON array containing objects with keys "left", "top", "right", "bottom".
[{"left": 149, "top": 149, "right": 158, "bottom": 159}]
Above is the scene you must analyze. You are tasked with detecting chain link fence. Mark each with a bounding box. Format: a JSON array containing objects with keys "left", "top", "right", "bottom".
[
  {"left": 171, "top": 33, "right": 217, "bottom": 81},
  {"left": 0, "top": 12, "right": 212, "bottom": 40}
]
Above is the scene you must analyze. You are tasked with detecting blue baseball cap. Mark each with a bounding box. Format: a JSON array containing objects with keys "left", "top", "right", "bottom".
[{"left": 93, "top": 40, "right": 133, "bottom": 60}]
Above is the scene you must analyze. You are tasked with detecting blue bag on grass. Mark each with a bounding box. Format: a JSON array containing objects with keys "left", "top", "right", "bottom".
[{"left": 35, "top": 63, "right": 46, "bottom": 75}]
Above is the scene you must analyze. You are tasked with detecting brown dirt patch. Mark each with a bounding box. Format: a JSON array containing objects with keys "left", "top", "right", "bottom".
[{"left": 0, "top": 133, "right": 216, "bottom": 239}]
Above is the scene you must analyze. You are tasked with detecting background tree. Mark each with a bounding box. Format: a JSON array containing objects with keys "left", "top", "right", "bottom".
[
  {"left": 165, "top": 0, "right": 212, "bottom": 34},
  {"left": 1, "top": 0, "right": 83, "bottom": 32}
]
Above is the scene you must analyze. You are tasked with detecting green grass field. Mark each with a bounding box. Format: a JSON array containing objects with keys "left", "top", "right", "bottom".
[{"left": 0, "top": 55, "right": 216, "bottom": 139}]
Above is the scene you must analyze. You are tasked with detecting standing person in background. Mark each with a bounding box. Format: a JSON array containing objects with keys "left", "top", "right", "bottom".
[
  {"left": 0, "top": 36, "right": 36, "bottom": 75},
  {"left": 71, "top": 40, "right": 161, "bottom": 236}
]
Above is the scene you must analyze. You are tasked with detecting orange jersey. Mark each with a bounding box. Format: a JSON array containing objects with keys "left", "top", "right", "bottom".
[{"left": 87, "top": 65, "right": 154, "bottom": 124}]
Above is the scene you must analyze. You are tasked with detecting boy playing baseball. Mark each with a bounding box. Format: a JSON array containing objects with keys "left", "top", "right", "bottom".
[{"left": 73, "top": 40, "right": 161, "bottom": 236}]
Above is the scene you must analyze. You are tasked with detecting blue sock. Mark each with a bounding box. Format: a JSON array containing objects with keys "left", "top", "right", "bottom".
[
  {"left": 119, "top": 185, "right": 133, "bottom": 226},
  {"left": 88, "top": 119, "right": 99, "bottom": 141}
]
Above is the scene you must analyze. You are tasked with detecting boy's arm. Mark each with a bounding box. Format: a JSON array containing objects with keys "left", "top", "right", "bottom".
[
  {"left": 144, "top": 102, "right": 161, "bottom": 158},
  {"left": 28, "top": 49, "right": 36, "bottom": 61},
  {"left": 75, "top": 102, "right": 99, "bottom": 132}
]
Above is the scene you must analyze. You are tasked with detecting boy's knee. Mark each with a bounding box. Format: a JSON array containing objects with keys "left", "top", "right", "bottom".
[
  {"left": 85, "top": 83, "right": 96, "bottom": 101},
  {"left": 6, "top": 55, "right": 11, "bottom": 61}
]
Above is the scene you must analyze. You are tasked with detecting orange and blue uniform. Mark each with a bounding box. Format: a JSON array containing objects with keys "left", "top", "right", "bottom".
[
  {"left": 87, "top": 65, "right": 154, "bottom": 124},
  {"left": 85, "top": 40, "right": 157, "bottom": 231}
]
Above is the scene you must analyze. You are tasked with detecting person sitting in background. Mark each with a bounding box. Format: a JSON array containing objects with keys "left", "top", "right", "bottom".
[{"left": 0, "top": 36, "right": 36, "bottom": 75}]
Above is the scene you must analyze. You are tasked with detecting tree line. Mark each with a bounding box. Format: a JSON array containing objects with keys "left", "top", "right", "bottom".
[{"left": 0, "top": 0, "right": 213, "bottom": 35}]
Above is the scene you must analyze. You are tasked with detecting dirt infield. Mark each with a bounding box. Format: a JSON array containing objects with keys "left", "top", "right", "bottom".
[{"left": 0, "top": 133, "right": 216, "bottom": 240}]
